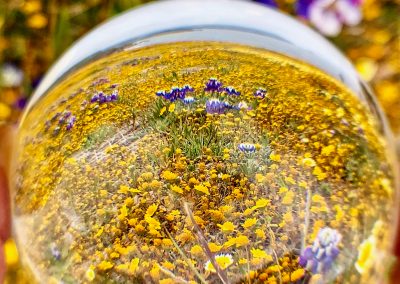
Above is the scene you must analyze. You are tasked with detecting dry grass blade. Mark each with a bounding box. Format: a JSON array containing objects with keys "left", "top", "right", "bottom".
[
  {"left": 165, "top": 229, "right": 208, "bottom": 284},
  {"left": 184, "top": 202, "right": 231, "bottom": 284}
]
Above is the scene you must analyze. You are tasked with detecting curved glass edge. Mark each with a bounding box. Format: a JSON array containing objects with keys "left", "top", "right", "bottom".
[{"left": 24, "top": 0, "right": 362, "bottom": 115}]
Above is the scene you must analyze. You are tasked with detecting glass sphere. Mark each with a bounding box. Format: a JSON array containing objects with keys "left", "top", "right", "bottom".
[{"left": 12, "top": 1, "right": 399, "bottom": 283}]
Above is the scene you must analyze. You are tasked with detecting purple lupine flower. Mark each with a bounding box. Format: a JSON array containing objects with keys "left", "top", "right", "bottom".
[
  {"left": 206, "top": 98, "right": 226, "bottom": 114},
  {"left": 224, "top": 86, "right": 241, "bottom": 96},
  {"left": 90, "top": 93, "right": 99, "bottom": 103},
  {"left": 183, "top": 96, "right": 195, "bottom": 104},
  {"left": 223, "top": 101, "right": 235, "bottom": 110},
  {"left": 254, "top": 88, "right": 267, "bottom": 99},
  {"left": 64, "top": 111, "right": 72, "bottom": 119},
  {"left": 238, "top": 143, "right": 256, "bottom": 153},
  {"left": 205, "top": 78, "right": 223, "bottom": 92},
  {"left": 110, "top": 90, "right": 118, "bottom": 101},
  {"left": 183, "top": 84, "right": 194, "bottom": 92},
  {"left": 169, "top": 86, "right": 186, "bottom": 101},
  {"left": 66, "top": 116, "right": 76, "bottom": 131},
  {"left": 298, "top": 0, "right": 362, "bottom": 36},
  {"left": 98, "top": 92, "right": 107, "bottom": 104},
  {"left": 156, "top": 90, "right": 167, "bottom": 97},
  {"left": 50, "top": 244, "right": 61, "bottom": 260},
  {"left": 299, "top": 227, "right": 341, "bottom": 274},
  {"left": 255, "top": 0, "right": 278, "bottom": 8}
]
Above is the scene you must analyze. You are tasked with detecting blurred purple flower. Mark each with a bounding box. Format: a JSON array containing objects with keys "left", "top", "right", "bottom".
[
  {"left": 255, "top": 0, "right": 278, "bottom": 8},
  {"left": 297, "top": 0, "right": 362, "bottom": 36},
  {"left": 15, "top": 97, "right": 27, "bottom": 110},
  {"left": 299, "top": 227, "right": 341, "bottom": 274}
]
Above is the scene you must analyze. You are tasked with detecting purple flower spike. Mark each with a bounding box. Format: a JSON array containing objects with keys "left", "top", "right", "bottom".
[
  {"left": 254, "top": 88, "right": 267, "bottom": 99},
  {"left": 206, "top": 98, "right": 226, "bottom": 114},
  {"left": 205, "top": 78, "right": 223, "bottom": 92},
  {"left": 224, "top": 86, "right": 240, "bottom": 96},
  {"left": 300, "top": 227, "right": 341, "bottom": 274}
]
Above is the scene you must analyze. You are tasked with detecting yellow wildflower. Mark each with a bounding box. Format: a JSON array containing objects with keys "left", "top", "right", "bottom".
[
  {"left": 190, "top": 245, "right": 203, "bottom": 255},
  {"left": 160, "top": 106, "right": 167, "bottom": 116},
  {"left": 251, "top": 248, "right": 273, "bottom": 261},
  {"left": 208, "top": 242, "right": 222, "bottom": 252},
  {"left": 269, "top": 152, "right": 281, "bottom": 162},
  {"left": 205, "top": 254, "right": 234, "bottom": 272},
  {"left": 146, "top": 204, "right": 158, "bottom": 217},
  {"left": 234, "top": 235, "right": 250, "bottom": 247},
  {"left": 243, "top": 218, "right": 257, "bottom": 229},
  {"left": 194, "top": 184, "right": 210, "bottom": 195},
  {"left": 4, "top": 239, "right": 19, "bottom": 266},
  {"left": 218, "top": 221, "right": 235, "bottom": 232},
  {"left": 171, "top": 185, "right": 184, "bottom": 194},
  {"left": 168, "top": 103, "right": 176, "bottom": 112},
  {"left": 355, "top": 236, "right": 376, "bottom": 274},
  {"left": 161, "top": 170, "right": 178, "bottom": 181},
  {"left": 85, "top": 266, "right": 96, "bottom": 281},
  {"left": 97, "top": 261, "right": 114, "bottom": 271},
  {"left": 291, "top": 269, "right": 305, "bottom": 281}
]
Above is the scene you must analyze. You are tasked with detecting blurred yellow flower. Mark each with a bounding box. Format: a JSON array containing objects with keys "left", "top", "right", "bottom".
[{"left": 27, "top": 13, "right": 48, "bottom": 29}]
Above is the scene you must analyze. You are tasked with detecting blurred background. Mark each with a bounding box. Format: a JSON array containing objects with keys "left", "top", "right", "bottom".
[{"left": 0, "top": 0, "right": 399, "bottom": 138}]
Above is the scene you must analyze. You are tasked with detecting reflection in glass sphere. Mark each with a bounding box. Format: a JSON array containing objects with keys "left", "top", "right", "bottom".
[{"left": 12, "top": 1, "right": 398, "bottom": 284}]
